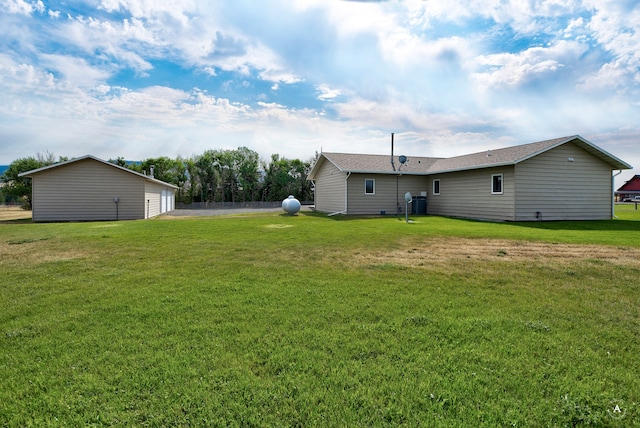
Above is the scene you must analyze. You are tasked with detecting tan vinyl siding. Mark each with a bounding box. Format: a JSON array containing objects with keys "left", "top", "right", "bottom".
[
  {"left": 347, "top": 174, "right": 428, "bottom": 215},
  {"left": 428, "top": 167, "right": 516, "bottom": 221},
  {"left": 145, "top": 183, "right": 164, "bottom": 219},
  {"left": 514, "top": 142, "right": 612, "bottom": 220},
  {"left": 313, "top": 160, "right": 347, "bottom": 213},
  {"left": 144, "top": 185, "right": 161, "bottom": 219},
  {"left": 31, "top": 159, "right": 144, "bottom": 222}
]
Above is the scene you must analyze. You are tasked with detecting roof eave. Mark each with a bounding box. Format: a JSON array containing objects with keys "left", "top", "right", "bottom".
[
  {"left": 573, "top": 136, "right": 633, "bottom": 170},
  {"left": 18, "top": 155, "right": 179, "bottom": 189},
  {"left": 18, "top": 155, "right": 96, "bottom": 177},
  {"left": 427, "top": 161, "right": 516, "bottom": 175},
  {"left": 307, "top": 155, "right": 327, "bottom": 181}
]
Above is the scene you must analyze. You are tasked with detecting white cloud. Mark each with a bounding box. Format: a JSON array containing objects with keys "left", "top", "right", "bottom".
[
  {"left": 0, "top": 54, "right": 57, "bottom": 94},
  {"left": 472, "top": 40, "right": 588, "bottom": 89},
  {"left": 316, "top": 85, "right": 341, "bottom": 100},
  {"left": 257, "top": 67, "right": 302, "bottom": 85},
  {"left": 579, "top": 1, "right": 640, "bottom": 92},
  {"left": 40, "top": 54, "right": 113, "bottom": 88},
  {"left": 3, "top": 0, "right": 37, "bottom": 15},
  {"left": 563, "top": 17, "right": 586, "bottom": 39},
  {"left": 98, "top": 0, "right": 196, "bottom": 23},
  {"left": 403, "top": 0, "right": 581, "bottom": 34},
  {"left": 92, "top": 0, "right": 304, "bottom": 84}
]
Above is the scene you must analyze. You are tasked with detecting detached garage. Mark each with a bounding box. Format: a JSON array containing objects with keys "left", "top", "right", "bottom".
[{"left": 19, "top": 155, "right": 177, "bottom": 222}]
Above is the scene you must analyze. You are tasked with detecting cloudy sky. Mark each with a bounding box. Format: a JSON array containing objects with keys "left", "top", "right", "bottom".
[{"left": 1, "top": 0, "right": 638, "bottom": 184}]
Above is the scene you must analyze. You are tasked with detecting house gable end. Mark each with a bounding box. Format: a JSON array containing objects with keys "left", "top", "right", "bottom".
[{"left": 30, "top": 158, "right": 146, "bottom": 221}]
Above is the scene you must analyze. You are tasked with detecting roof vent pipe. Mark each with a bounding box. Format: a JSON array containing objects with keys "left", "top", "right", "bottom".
[
  {"left": 391, "top": 133, "right": 396, "bottom": 171},
  {"left": 150, "top": 165, "right": 155, "bottom": 179}
]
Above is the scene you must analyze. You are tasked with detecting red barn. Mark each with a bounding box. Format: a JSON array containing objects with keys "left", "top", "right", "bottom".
[{"left": 616, "top": 175, "right": 640, "bottom": 202}]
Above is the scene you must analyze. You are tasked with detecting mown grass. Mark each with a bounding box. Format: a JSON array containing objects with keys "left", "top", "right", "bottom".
[{"left": 1, "top": 209, "right": 640, "bottom": 426}]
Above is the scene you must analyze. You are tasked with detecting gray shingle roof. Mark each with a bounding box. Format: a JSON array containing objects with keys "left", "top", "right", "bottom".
[
  {"left": 320, "top": 152, "right": 441, "bottom": 174},
  {"left": 428, "top": 136, "right": 571, "bottom": 173},
  {"left": 19, "top": 155, "right": 179, "bottom": 189},
  {"left": 310, "top": 135, "right": 631, "bottom": 178}
]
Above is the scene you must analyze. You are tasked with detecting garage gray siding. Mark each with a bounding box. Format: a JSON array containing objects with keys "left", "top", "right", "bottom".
[
  {"left": 427, "top": 167, "right": 516, "bottom": 221},
  {"left": 514, "top": 142, "right": 612, "bottom": 221},
  {"left": 313, "top": 160, "right": 348, "bottom": 213},
  {"left": 31, "top": 159, "right": 144, "bottom": 222},
  {"left": 347, "top": 174, "right": 428, "bottom": 215}
]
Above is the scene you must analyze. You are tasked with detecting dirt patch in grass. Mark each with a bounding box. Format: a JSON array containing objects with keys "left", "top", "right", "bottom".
[
  {"left": 0, "top": 239, "right": 89, "bottom": 265},
  {"left": 0, "top": 207, "right": 32, "bottom": 222},
  {"left": 359, "top": 237, "right": 640, "bottom": 267}
]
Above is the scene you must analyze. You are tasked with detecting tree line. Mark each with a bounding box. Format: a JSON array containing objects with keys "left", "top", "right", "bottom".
[{"left": 1, "top": 148, "right": 316, "bottom": 209}]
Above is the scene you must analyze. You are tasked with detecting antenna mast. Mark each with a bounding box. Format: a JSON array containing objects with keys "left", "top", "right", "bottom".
[{"left": 391, "top": 132, "right": 396, "bottom": 171}]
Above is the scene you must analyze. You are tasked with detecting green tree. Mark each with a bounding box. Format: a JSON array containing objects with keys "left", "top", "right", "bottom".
[
  {"left": 194, "top": 150, "right": 221, "bottom": 203},
  {"left": 182, "top": 157, "right": 197, "bottom": 204},
  {"left": 235, "top": 147, "right": 261, "bottom": 202},
  {"left": 262, "top": 154, "right": 313, "bottom": 202},
  {"left": 109, "top": 157, "right": 128, "bottom": 167},
  {"left": 139, "top": 157, "right": 187, "bottom": 189},
  {"left": 216, "top": 147, "right": 261, "bottom": 202},
  {"left": 1, "top": 155, "right": 54, "bottom": 209},
  {"left": 192, "top": 147, "right": 261, "bottom": 203}
]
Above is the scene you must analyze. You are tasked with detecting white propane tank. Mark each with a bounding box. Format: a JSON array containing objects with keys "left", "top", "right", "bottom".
[{"left": 282, "top": 195, "right": 301, "bottom": 214}]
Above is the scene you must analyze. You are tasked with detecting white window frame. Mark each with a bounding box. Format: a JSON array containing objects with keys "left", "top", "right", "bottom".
[
  {"left": 365, "top": 178, "right": 375, "bottom": 195},
  {"left": 433, "top": 179, "right": 440, "bottom": 195},
  {"left": 491, "top": 174, "right": 503, "bottom": 195}
]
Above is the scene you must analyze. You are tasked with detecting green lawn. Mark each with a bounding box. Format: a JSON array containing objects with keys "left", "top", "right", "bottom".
[{"left": 1, "top": 209, "right": 639, "bottom": 426}]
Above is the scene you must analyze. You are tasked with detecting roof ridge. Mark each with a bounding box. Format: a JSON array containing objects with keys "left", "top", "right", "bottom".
[
  {"left": 19, "top": 155, "right": 179, "bottom": 188},
  {"left": 314, "top": 135, "right": 631, "bottom": 174}
]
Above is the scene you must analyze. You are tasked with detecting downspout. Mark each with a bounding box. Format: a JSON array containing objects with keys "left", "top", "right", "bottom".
[
  {"left": 328, "top": 171, "right": 351, "bottom": 216},
  {"left": 310, "top": 180, "right": 316, "bottom": 210},
  {"left": 612, "top": 170, "right": 621, "bottom": 219},
  {"left": 396, "top": 174, "right": 400, "bottom": 214}
]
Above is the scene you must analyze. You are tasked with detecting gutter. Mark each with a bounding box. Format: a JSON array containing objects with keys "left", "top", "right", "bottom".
[
  {"left": 612, "top": 170, "right": 622, "bottom": 219},
  {"left": 328, "top": 171, "right": 351, "bottom": 216}
]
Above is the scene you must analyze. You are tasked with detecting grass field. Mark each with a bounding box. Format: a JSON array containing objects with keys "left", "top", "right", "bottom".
[{"left": 1, "top": 206, "right": 640, "bottom": 426}]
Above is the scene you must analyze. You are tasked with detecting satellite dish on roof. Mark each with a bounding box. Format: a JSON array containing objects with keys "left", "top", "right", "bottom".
[{"left": 398, "top": 155, "right": 408, "bottom": 171}]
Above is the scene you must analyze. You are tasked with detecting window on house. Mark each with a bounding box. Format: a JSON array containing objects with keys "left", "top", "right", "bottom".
[
  {"left": 433, "top": 179, "right": 440, "bottom": 195},
  {"left": 365, "top": 178, "right": 375, "bottom": 195},
  {"left": 491, "top": 174, "right": 503, "bottom": 194}
]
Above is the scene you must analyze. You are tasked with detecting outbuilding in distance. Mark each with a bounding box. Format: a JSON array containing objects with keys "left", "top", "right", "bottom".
[
  {"left": 615, "top": 175, "right": 640, "bottom": 202},
  {"left": 19, "top": 155, "right": 177, "bottom": 222}
]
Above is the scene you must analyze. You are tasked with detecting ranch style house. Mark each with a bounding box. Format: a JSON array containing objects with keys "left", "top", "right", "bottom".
[
  {"left": 308, "top": 135, "right": 632, "bottom": 221},
  {"left": 19, "top": 155, "right": 177, "bottom": 222}
]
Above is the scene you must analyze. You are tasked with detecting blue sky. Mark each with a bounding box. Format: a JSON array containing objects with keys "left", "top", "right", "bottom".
[{"left": 1, "top": 0, "right": 639, "bottom": 185}]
